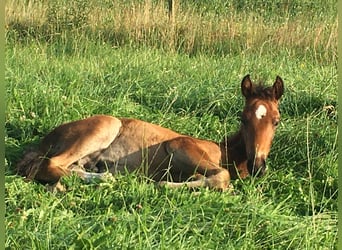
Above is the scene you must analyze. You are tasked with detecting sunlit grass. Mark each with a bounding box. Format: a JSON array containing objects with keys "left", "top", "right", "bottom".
[
  {"left": 5, "top": 0, "right": 337, "bottom": 63},
  {"left": 5, "top": 0, "right": 337, "bottom": 249}
]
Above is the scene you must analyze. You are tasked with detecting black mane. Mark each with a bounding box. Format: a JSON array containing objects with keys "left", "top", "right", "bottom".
[{"left": 250, "top": 84, "right": 275, "bottom": 100}]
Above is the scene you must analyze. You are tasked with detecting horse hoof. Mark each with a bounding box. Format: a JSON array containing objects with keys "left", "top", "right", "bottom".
[{"left": 45, "top": 182, "right": 66, "bottom": 193}]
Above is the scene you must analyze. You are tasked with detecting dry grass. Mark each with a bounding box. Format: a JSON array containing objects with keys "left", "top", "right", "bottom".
[{"left": 5, "top": 0, "right": 337, "bottom": 62}]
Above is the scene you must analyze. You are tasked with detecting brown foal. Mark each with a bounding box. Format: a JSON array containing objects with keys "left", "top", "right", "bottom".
[{"left": 16, "top": 74, "right": 284, "bottom": 191}]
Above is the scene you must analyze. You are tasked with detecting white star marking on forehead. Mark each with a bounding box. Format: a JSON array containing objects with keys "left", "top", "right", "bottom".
[{"left": 255, "top": 104, "right": 267, "bottom": 119}]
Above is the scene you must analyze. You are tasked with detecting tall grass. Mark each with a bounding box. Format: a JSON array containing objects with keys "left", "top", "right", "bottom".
[
  {"left": 5, "top": 0, "right": 337, "bottom": 249},
  {"left": 6, "top": 0, "right": 337, "bottom": 63}
]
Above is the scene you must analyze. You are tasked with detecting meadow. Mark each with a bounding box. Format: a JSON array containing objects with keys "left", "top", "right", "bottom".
[{"left": 5, "top": 0, "right": 337, "bottom": 249}]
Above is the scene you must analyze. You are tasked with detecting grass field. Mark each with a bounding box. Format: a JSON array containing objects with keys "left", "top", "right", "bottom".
[{"left": 5, "top": 0, "right": 337, "bottom": 249}]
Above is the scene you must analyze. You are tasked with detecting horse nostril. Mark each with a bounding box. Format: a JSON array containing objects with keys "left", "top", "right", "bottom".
[
  {"left": 260, "top": 158, "right": 266, "bottom": 167},
  {"left": 258, "top": 158, "right": 267, "bottom": 176},
  {"left": 247, "top": 158, "right": 266, "bottom": 177},
  {"left": 273, "top": 120, "right": 280, "bottom": 126}
]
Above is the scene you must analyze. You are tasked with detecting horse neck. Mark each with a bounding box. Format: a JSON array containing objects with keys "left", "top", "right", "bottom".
[{"left": 220, "top": 129, "right": 249, "bottom": 179}]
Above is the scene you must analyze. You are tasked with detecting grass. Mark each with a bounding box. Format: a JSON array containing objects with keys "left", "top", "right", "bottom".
[
  {"left": 5, "top": 0, "right": 337, "bottom": 249},
  {"left": 6, "top": 0, "right": 337, "bottom": 63}
]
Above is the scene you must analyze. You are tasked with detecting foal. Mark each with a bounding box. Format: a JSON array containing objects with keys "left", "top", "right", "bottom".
[{"left": 16, "top": 75, "right": 284, "bottom": 191}]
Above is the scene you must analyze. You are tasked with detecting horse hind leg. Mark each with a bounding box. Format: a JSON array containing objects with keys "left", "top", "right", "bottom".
[
  {"left": 69, "top": 163, "right": 113, "bottom": 183},
  {"left": 39, "top": 116, "right": 122, "bottom": 190},
  {"left": 42, "top": 160, "right": 114, "bottom": 192}
]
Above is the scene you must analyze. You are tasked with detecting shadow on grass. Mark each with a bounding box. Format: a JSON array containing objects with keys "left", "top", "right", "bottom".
[{"left": 283, "top": 93, "right": 337, "bottom": 119}]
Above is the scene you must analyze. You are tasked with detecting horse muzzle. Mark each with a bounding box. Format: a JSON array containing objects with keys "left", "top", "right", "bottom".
[{"left": 247, "top": 157, "right": 266, "bottom": 177}]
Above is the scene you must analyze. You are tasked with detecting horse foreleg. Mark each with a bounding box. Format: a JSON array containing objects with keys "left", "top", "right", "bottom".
[
  {"left": 159, "top": 171, "right": 231, "bottom": 191},
  {"left": 162, "top": 137, "right": 231, "bottom": 191}
]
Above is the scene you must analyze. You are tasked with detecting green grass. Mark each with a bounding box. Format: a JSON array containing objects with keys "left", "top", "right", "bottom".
[{"left": 5, "top": 0, "right": 337, "bottom": 249}]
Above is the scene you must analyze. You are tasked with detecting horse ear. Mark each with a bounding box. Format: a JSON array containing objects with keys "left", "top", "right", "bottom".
[
  {"left": 273, "top": 76, "right": 284, "bottom": 100},
  {"left": 241, "top": 74, "right": 253, "bottom": 98}
]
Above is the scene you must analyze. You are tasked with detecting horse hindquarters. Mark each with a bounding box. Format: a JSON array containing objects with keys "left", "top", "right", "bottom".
[{"left": 18, "top": 115, "right": 123, "bottom": 185}]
